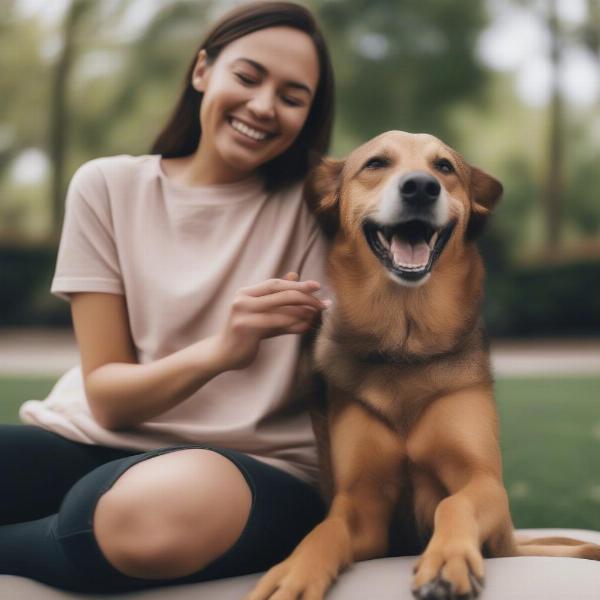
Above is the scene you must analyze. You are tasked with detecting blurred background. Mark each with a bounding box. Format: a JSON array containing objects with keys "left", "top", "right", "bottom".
[{"left": 0, "top": 0, "right": 599, "bottom": 529}]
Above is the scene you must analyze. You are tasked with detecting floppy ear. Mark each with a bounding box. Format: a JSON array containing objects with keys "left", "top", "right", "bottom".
[
  {"left": 303, "top": 157, "right": 344, "bottom": 239},
  {"left": 466, "top": 166, "right": 503, "bottom": 240}
]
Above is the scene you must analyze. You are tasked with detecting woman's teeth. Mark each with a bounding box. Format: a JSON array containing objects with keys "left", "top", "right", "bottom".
[{"left": 230, "top": 118, "right": 270, "bottom": 142}]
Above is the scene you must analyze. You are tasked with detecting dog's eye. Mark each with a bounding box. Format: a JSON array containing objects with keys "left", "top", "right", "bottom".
[
  {"left": 363, "top": 156, "right": 390, "bottom": 170},
  {"left": 435, "top": 158, "right": 455, "bottom": 174}
]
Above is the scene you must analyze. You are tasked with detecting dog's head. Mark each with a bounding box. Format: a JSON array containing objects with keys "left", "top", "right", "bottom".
[{"left": 305, "top": 130, "right": 502, "bottom": 287}]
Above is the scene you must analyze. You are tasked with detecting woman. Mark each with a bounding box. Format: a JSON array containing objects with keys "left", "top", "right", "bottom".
[{"left": 0, "top": 1, "right": 335, "bottom": 593}]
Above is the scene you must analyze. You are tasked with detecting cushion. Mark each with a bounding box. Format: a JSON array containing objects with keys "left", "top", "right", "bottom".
[{"left": 1, "top": 529, "right": 598, "bottom": 599}]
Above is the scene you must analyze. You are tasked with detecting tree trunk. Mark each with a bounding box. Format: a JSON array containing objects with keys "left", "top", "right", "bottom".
[
  {"left": 542, "top": 0, "right": 564, "bottom": 261},
  {"left": 48, "top": 0, "right": 90, "bottom": 240},
  {"left": 584, "top": 0, "right": 600, "bottom": 58}
]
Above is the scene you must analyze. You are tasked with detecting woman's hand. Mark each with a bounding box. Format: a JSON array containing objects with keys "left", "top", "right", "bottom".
[{"left": 215, "top": 272, "right": 330, "bottom": 370}]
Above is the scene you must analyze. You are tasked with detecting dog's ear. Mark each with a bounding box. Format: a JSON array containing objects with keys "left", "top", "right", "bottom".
[
  {"left": 466, "top": 166, "right": 503, "bottom": 240},
  {"left": 304, "top": 158, "right": 344, "bottom": 239}
]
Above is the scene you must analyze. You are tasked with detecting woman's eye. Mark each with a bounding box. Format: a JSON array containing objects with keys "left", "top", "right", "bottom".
[
  {"left": 363, "top": 157, "right": 389, "bottom": 170},
  {"left": 235, "top": 73, "right": 257, "bottom": 85},
  {"left": 435, "top": 158, "right": 455, "bottom": 174},
  {"left": 281, "top": 96, "right": 304, "bottom": 107}
]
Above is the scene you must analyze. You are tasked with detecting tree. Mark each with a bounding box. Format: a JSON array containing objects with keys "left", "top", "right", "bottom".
[
  {"left": 511, "top": 0, "right": 600, "bottom": 259},
  {"left": 48, "top": 0, "right": 214, "bottom": 237},
  {"left": 314, "top": 0, "right": 491, "bottom": 153},
  {"left": 0, "top": 2, "right": 49, "bottom": 182},
  {"left": 542, "top": 0, "right": 564, "bottom": 259},
  {"left": 48, "top": 0, "right": 95, "bottom": 237}
]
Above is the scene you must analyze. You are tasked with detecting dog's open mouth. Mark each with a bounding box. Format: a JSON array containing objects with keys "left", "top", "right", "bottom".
[{"left": 362, "top": 218, "right": 457, "bottom": 282}]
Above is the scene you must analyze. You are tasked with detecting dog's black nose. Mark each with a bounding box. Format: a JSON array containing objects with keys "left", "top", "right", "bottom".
[{"left": 399, "top": 173, "right": 441, "bottom": 207}]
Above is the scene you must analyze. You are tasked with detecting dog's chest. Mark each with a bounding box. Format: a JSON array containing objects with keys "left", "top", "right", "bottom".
[
  {"left": 355, "top": 364, "right": 439, "bottom": 434},
  {"left": 315, "top": 328, "right": 491, "bottom": 435},
  {"left": 316, "top": 338, "right": 428, "bottom": 433}
]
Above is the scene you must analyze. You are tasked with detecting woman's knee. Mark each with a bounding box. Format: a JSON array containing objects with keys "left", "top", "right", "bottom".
[{"left": 93, "top": 449, "right": 252, "bottom": 579}]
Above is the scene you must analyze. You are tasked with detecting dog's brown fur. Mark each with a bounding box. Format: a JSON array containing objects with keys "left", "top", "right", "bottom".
[{"left": 246, "top": 132, "right": 600, "bottom": 600}]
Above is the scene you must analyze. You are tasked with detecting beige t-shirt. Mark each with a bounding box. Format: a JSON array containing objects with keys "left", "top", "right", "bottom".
[{"left": 20, "top": 154, "right": 329, "bottom": 486}]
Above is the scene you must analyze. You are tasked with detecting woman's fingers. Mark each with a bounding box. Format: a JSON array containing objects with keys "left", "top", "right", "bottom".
[
  {"left": 241, "top": 312, "right": 316, "bottom": 338},
  {"left": 220, "top": 274, "right": 327, "bottom": 370},
  {"left": 236, "top": 289, "right": 328, "bottom": 314},
  {"left": 240, "top": 277, "right": 321, "bottom": 298},
  {"left": 273, "top": 305, "right": 319, "bottom": 320}
]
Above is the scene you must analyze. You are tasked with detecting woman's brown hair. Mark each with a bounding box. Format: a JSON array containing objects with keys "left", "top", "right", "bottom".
[{"left": 151, "top": 1, "right": 335, "bottom": 191}]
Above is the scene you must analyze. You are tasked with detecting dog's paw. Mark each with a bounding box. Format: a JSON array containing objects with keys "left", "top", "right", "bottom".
[
  {"left": 412, "top": 576, "right": 452, "bottom": 600},
  {"left": 244, "top": 557, "right": 334, "bottom": 600},
  {"left": 412, "top": 573, "right": 483, "bottom": 600},
  {"left": 411, "top": 545, "right": 484, "bottom": 599}
]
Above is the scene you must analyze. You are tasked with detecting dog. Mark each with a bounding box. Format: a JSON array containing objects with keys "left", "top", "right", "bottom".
[{"left": 246, "top": 131, "right": 600, "bottom": 600}]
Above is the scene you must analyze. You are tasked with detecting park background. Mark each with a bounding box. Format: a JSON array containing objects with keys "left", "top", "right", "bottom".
[{"left": 0, "top": 0, "right": 599, "bottom": 530}]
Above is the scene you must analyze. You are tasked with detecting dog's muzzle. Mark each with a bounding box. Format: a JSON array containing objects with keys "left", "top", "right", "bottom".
[{"left": 362, "top": 172, "right": 457, "bottom": 285}]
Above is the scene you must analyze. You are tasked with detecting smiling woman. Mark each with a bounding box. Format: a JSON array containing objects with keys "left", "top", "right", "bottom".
[
  {"left": 1, "top": 1, "right": 337, "bottom": 595},
  {"left": 166, "top": 26, "right": 320, "bottom": 185},
  {"left": 153, "top": 1, "right": 334, "bottom": 191}
]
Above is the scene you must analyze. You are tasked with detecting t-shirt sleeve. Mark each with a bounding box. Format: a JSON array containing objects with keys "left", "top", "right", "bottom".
[{"left": 51, "top": 160, "right": 124, "bottom": 302}]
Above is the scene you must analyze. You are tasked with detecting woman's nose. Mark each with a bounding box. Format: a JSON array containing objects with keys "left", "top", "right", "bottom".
[{"left": 247, "top": 86, "right": 276, "bottom": 120}]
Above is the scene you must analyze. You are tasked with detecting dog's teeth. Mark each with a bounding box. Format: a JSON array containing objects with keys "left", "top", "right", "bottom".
[
  {"left": 377, "top": 230, "right": 389, "bottom": 248},
  {"left": 429, "top": 231, "right": 439, "bottom": 249}
]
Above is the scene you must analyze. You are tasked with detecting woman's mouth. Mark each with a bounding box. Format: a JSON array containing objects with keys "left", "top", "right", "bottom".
[{"left": 228, "top": 117, "right": 275, "bottom": 143}]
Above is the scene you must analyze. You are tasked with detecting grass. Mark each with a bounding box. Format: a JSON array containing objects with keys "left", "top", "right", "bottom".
[
  {"left": 0, "top": 375, "right": 57, "bottom": 424},
  {"left": 496, "top": 376, "right": 600, "bottom": 530},
  {"left": 2, "top": 375, "right": 600, "bottom": 530}
]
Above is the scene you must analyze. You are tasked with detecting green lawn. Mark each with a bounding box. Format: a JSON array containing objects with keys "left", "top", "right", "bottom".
[
  {"left": 2, "top": 375, "right": 599, "bottom": 529},
  {"left": 495, "top": 377, "right": 600, "bottom": 530},
  {"left": 0, "top": 376, "right": 57, "bottom": 423}
]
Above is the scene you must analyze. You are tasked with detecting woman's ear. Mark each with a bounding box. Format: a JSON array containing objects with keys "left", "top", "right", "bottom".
[
  {"left": 466, "top": 166, "right": 503, "bottom": 240},
  {"left": 304, "top": 158, "right": 344, "bottom": 239},
  {"left": 191, "top": 49, "right": 209, "bottom": 92}
]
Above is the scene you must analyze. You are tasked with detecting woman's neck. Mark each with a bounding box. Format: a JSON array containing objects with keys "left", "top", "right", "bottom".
[{"left": 162, "top": 149, "right": 252, "bottom": 187}]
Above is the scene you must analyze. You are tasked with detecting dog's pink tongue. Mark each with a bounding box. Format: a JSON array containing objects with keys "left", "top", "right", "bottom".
[{"left": 390, "top": 236, "right": 430, "bottom": 267}]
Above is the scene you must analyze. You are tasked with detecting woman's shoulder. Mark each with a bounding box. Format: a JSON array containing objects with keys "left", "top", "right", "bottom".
[
  {"left": 71, "top": 154, "right": 158, "bottom": 185},
  {"left": 65, "top": 155, "right": 160, "bottom": 214}
]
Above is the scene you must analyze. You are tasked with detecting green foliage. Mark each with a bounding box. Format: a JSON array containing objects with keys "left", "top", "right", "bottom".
[
  {"left": 316, "top": 0, "right": 490, "bottom": 152},
  {"left": 491, "top": 156, "right": 540, "bottom": 258},
  {"left": 485, "top": 260, "right": 600, "bottom": 337},
  {"left": 0, "top": 3, "right": 51, "bottom": 177},
  {"left": 1, "top": 0, "right": 600, "bottom": 335},
  {"left": 565, "top": 121, "right": 600, "bottom": 235},
  {"left": 69, "top": 1, "right": 213, "bottom": 161},
  {"left": 0, "top": 244, "right": 69, "bottom": 327}
]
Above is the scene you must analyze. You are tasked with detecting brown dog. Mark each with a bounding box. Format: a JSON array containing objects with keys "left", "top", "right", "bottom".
[{"left": 247, "top": 131, "right": 600, "bottom": 600}]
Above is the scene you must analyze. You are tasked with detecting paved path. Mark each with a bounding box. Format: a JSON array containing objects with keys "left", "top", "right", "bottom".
[{"left": 0, "top": 328, "right": 599, "bottom": 377}]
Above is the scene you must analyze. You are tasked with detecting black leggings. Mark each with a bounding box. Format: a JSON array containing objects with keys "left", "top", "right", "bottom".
[{"left": 0, "top": 424, "right": 326, "bottom": 593}]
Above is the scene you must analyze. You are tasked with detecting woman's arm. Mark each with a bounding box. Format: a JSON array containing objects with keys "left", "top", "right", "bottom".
[
  {"left": 71, "top": 275, "right": 327, "bottom": 431},
  {"left": 71, "top": 292, "right": 228, "bottom": 431}
]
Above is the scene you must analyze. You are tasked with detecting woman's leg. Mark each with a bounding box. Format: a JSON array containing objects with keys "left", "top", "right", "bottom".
[
  {"left": 93, "top": 448, "right": 253, "bottom": 579},
  {"left": 92, "top": 447, "right": 327, "bottom": 588},
  {"left": 0, "top": 444, "right": 326, "bottom": 593},
  {"left": 0, "top": 424, "right": 136, "bottom": 524}
]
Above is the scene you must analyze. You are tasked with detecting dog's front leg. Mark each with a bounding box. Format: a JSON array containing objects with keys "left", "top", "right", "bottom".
[
  {"left": 408, "top": 386, "right": 517, "bottom": 600},
  {"left": 246, "top": 392, "right": 405, "bottom": 600}
]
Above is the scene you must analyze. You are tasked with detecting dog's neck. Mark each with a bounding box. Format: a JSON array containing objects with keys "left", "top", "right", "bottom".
[{"left": 326, "top": 241, "right": 485, "bottom": 361}]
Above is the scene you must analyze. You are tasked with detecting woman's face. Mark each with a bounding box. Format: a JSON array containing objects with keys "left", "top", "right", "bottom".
[{"left": 192, "top": 26, "right": 320, "bottom": 181}]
